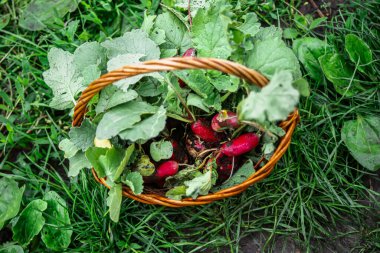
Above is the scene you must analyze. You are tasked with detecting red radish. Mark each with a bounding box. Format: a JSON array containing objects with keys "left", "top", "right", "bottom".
[
  {"left": 186, "top": 134, "right": 207, "bottom": 158},
  {"left": 170, "top": 140, "right": 188, "bottom": 163},
  {"left": 144, "top": 160, "right": 179, "bottom": 187},
  {"left": 156, "top": 160, "right": 179, "bottom": 179},
  {"left": 191, "top": 118, "right": 221, "bottom": 142},
  {"left": 211, "top": 110, "right": 240, "bottom": 132},
  {"left": 221, "top": 133, "right": 260, "bottom": 157},
  {"left": 178, "top": 48, "right": 196, "bottom": 87}
]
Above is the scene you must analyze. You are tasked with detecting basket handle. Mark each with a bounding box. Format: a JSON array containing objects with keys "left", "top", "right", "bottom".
[{"left": 72, "top": 57, "right": 269, "bottom": 126}]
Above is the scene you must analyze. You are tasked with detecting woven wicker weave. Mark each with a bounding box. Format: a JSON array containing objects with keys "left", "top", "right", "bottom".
[{"left": 73, "top": 57, "right": 299, "bottom": 207}]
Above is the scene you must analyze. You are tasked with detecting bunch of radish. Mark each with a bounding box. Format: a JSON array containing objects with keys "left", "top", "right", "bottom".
[
  {"left": 135, "top": 48, "right": 260, "bottom": 188},
  {"left": 140, "top": 109, "right": 260, "bottom": 187}
]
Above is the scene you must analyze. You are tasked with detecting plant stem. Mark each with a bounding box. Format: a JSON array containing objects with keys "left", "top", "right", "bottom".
[{"left": 241, "top": 120, "right": 276, "bottom": 139}]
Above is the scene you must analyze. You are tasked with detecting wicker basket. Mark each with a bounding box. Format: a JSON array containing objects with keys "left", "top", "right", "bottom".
[{"left": 73, "top": 57, "right": 299, "bottom": 207}]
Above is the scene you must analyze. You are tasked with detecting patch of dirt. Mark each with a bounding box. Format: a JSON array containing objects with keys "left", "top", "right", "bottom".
[{"left": 299, "top": 0, "right": 346, "bottom": 19}]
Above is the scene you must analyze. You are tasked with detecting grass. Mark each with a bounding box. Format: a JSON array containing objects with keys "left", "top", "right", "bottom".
[{"left": 1, "top": 0, "right": 379, "bottom": 252}]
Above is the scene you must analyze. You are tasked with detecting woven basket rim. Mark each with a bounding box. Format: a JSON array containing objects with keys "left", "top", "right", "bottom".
[{"left": 73, "top": 57, "right": 300, "bottom": 207}]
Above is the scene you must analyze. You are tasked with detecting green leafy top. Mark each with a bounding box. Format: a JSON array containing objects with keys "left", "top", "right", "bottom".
[{"left": 239, "top": 71, "right": 300, "bottom": 123}]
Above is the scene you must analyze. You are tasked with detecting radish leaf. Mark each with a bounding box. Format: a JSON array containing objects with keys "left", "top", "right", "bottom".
[
  {"left": 95, "top": 86, "right": 138, "bottom": 115},
  {"left": 101, "top": 29, "right": 160, "bottom": 60},
  {"left": 43, "top": 48, "right": 84, "bottom": 110},
  {"left": 106, "top": 184, "right": 122, "bottom": 223},
  {"left": 154, "top": 12, "right": 191, "bottom": 55},
  {"left": 150, "top": 141, "right": 173, "bottom": 162},
  {"left": 69, "top": 119, "right": 96, "bottom": 151},
  {"left": 123, "top": 172, "right": 144, "bottom": 195},
  {"left": 247, "top": 37, "right": 302, "bottom": 79},
  {"left": 239, "top": 71, "right": 299, "bottom": 123},
  {"left": 192, "top": 1, "right": 232, "bottom": 58},
  {"left": 68, "top": 152, "right": 91, "bottom": 177},
  {"left": 119, "top": 106, "right": 167, "bottom": 142},
  {"left": 96, "top": 101, "right": 157, "bottom": 139}
]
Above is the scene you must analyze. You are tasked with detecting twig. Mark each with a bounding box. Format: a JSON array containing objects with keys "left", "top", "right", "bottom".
[{"left": 308, "top": 0, "right": 325, "bottom": 18}]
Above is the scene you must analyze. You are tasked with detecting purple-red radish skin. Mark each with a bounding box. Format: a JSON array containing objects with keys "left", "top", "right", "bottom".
[
  {"left": 156, "top": 160, "right": 179, "bottom": 179},
  {"left": 211, "top": 110, "right": 240, "bottom": 132},
  {"left": 191, "top": 119, "right": 220, "bottom": 142},
  {"left": 221, "top": 133, "right": 260, "bottom": 157},
  {"left": 178, "top": 48, "right": 196, "bottom": 87}
]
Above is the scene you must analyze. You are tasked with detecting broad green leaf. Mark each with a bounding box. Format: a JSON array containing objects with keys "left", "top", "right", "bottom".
[
  {"left": 187, "top": 93, "right": 210, "bottom": 113},
  {"left": 69, "top": 119, "right": 96, "bottom": 151},
  {"left": 101, "top": 29, "right": 160, "bottom": 61},
  {"left": 254, "top": 26, "right": 282, "bottom": 41},
  {"left": 106, "top": 184, "right": 122, "bottom": 222},
  {"left": 0, "top": 178, "right": 25, "bottom": 229},
  {"left": 43, "top": 48, "right": 83, "bottom": 110},
  {"left": 213, "top": 160, "right": 255, "bottom": 191},
  {"left": 141, "top": 12, "right": 156, "bottom": 34},
  {"left": 95, "top": 85, "right": 138, "bottom": 114},
  {"left": 0, "top": 243, "right": 24, "bottom": 253},
  {"left": 166, "top": 185, "right": 187, "bottom": 200},
  {"left": 12, "top": 199, "right": 47, "bottom": 246},
  {"left": 85, "top": 147, "right": 108, "bottom": 178},
  {"left": 237, "top": 13, "right": 261, "bottom": 37},
  {"left": 247, "top": 37, "right": 302, "bottom": 79},
  {"left": 113, "top": 144, "right": 135, "bottom": 181},
  {"left": 154, "top": 12, "right": 191, "bottom": 55},
  {"left": 107, "top": 53, "right": 162, "bottom": 91},
  {"left": 135, "top": 78, "right": 164, "bottom": 97},
  {"left": 119, "top": 106, "right": 167, "bottom": 142},
  {"left": 68, "top": 152, "right": 91, "bottom": 177},
  {"left": 209, "top": 74, "right": 239, "bottom": 92},
  {"left": 319, "top": 53, "right": 361, "bottom": 97},
  {"left": 58, "top": 138, "right": 79, "bottom": 158},
  {"left": 341, "top": 116, "right": 380, "bottom": 171},
  {"left": 96, "top": 101, "right": 157, "bottom": 139},
  {"left": 81, "top": 64, "right": 101, "bottom": 86},
  {"left": 192, "top": 1, "right": 232, "bottom": 58},
  {"left": 123, "top": 172, "right": 144, "bottom": 195},
  {"left": 150, "top": 141, "right": 173, "bottom": 162},
  {"left": 41, "top": 192, "right": 72, "bottom": 251},
  {"left": 19, "top": 0, "right": 78, "bottom": 31},
  {"left": 74, "top": 42, "right": 106, "bottom": 72},
  {"left": 345, "top": 34, "right": 373, "bottom": 73},
  {"left": 184, "top": 171, "right": 214, "bottom": 199},
  {"left": 293, "top": 37, "right": 333, "bottom": 81},
  {"left": 174, "top": 70, "right": 213, "bottom": 99},
  {"left": 98, "top": 148, "right": 125, "bottom": 183},
  {"left": 150, "top": 28, "right": 166, "bottom": 45},
  {"left": 239, "top": 71, "right": 299, "bottom": 123}
]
